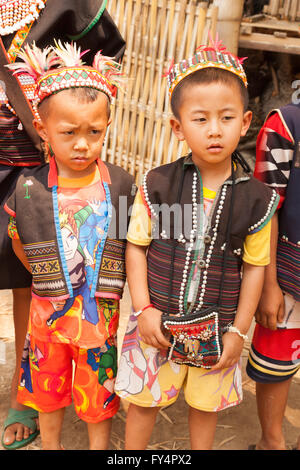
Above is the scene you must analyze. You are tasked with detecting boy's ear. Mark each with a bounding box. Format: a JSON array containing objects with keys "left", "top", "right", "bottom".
[
  {"left": 170, "top": 117, "right": 185, "bottom": 141},
  {"left": 33, "top": 118, "right": 48, "bottom": 141},
  {"left": 240, "top": 110, "right": 252, "bottom": 137}
]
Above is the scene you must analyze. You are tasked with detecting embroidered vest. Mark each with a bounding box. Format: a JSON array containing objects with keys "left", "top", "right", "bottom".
[
  {"left": 142, "top": 155, "right": 279, "bottom": 329},
  {"left": 272, "top": 103, "right": 300, "bottom": 300},
  {"left": 5, "top": 160, "right": 135, "bottom": 300}
]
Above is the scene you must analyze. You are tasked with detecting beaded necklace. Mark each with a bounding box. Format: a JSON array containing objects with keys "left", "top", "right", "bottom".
[{"left": 0, "top": 0, "right": 46, "bottom": 36}]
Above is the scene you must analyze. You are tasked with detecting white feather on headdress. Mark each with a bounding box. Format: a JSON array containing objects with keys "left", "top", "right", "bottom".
[
  {"left": 93, "top": 51, "right": 125, "bottom": 90},
  {"left": 6, "top": 42, "right": 59, "bottom": 80},
  {"left": 52, "top": 40, "right": 89, "bottom": 67}
]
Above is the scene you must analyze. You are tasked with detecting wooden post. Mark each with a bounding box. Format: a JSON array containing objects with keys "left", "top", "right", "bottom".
[
  {"left": 290, "top": 0, "right": 298, "bottom": 20},
  {"left": 283, "top": 0, "right": 291, "bottom": 19},
  {"left": 213, "top": 0, "right": 245, "bottom": 55},
  {"left": 197, "top": 3, "right": 208, "bottom": 46},
  {"left": 269, "top": 0, "right": 281, "bottom": 16}
]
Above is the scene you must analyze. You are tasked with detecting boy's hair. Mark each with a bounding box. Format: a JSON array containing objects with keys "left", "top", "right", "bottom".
[
  {"left": 68, "top": 87, "right": 103, "bottom": 102},
  {"left": 38, "top": 87, "right": 111, "bottom": 119},
  {"left": 171, "top": 67, "right": 249, "bottom": 119}
]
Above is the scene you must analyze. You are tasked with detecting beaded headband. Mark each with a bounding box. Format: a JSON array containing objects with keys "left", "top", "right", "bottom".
[
  {"left": 166, "top": 34, "right": 248, "bottom": 98},
  {"left": 7, "top": 41, "right": 124, "bottom": 105}
]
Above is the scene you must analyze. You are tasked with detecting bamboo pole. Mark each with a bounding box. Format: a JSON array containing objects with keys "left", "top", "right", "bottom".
[
  {"left": 269, "top": 0, "right": 281, "bottom": 16},
  {"left": 142, "top": 4, "right": 161, "bottom": 178},
  {"left": 186, "top": 1, "right": 195, "bottom": 56},
  {"left": 290, "top": 0, "right": 298, "bottom": 20},
  {"left": 197, "top": 4, "right": 208, "bottom": 46},
  {"left": 283, "top": 0, "right": 291, "bottom": 19},
  {"left": 213, "top": 0, "right": 244, "bottom": 55},
  {"left": 210, "top": 5, "right": 219, "bottom": 41}
]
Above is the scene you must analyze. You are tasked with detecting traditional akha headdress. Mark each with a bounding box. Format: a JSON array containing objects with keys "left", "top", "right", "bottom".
[
  {"left": 7, "top": 40, "right": 124, "bottom": 108},
  {"left": 165, "top": 34, "right": 248, "bottom": 98}
]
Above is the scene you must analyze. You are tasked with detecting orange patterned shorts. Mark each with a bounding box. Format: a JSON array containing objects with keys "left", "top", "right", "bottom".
[{"left": 17, "top": 333, "right": 120, "bottom": 423}]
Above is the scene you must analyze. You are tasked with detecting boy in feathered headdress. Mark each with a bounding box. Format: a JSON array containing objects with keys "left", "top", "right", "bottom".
[
  {"left": 115, "top": 36, "right": 279, "bottom": 449},
  {"left": 3, "top": 42, "right": 135, "bottom": 450}
]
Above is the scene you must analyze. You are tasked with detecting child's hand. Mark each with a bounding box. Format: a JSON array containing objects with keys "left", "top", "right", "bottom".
[
  {"left": 210, "top": 331, "right": 244, "bottom": 371},
  {"left": 138, "top": 307, "right": 172, "bottom": 350},
  {"left": 255, "top": 281, "right": 285, "bottom": 330}
]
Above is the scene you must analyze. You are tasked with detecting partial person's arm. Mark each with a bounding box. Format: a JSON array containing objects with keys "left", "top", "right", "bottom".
[
  {"left": 253, "top": 110, "right": 292, "bottom": 330},
  {"left": 211, "top": 213, "right": 276, "bottom": 370},
  {"left": 254, "top": 213, "right": 285, "bottom": 330},
  {"left": 211, "top": 261, "right": 265, "bottom": 370},
  {"left": 12, "top": 239, "right": 31, "bottom": 273}
]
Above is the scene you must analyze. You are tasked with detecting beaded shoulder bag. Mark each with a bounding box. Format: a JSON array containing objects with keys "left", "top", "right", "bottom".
[{"left": 162, "top": 159, "right": 236, "bottom": 368}]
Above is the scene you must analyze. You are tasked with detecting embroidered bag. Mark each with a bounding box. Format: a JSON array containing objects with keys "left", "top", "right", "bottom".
[{"left": 162, "top": 159, "right": 236, "bottom": 368}]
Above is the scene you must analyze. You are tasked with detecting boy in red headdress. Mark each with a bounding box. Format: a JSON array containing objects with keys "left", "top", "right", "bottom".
[
  {"left": 4, "top": 42, "right": 135, "bottom": 450},
  {"left": 0, "top": 0, "right": 125, "bottom": 450}
]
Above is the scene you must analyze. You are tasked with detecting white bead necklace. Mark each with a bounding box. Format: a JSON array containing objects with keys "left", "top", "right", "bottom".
[
  {"left": 178, "top": 171, "right": 198, "bottom": 314},
  {"left": 196, "top": 184, "right": 227, "bottom": 310},
  {"left": 178, "top": 175, "right": 228, "bottom": 314},
  {"left": 0, "top": 0, "right": 46, "bottom": 36}
]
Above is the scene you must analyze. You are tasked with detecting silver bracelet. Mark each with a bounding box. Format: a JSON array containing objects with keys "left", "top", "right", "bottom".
[{"left": 226, "top": 325, "right": 248, "bottom": 341}]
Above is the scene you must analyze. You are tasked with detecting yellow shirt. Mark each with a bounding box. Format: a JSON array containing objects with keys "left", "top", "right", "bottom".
[{"left": 127, "top": 188, "right": 271, "bottom": 266}]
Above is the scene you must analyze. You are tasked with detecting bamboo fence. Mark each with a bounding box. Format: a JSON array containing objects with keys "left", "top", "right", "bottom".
[{"left": 104, "top": 0, "right": 219, "bottom": 183}]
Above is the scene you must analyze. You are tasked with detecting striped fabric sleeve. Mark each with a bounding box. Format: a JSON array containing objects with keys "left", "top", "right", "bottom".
[{"left": 254, "top": 111, "right": 294, "bottom": 209}]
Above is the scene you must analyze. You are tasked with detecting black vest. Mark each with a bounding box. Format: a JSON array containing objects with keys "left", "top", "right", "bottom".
[
  {"left": 5, "top": 160, "right": 135, "bottom": 300},
  {"left": 143, "top": 155, "right": 279, "bottom": 328}
]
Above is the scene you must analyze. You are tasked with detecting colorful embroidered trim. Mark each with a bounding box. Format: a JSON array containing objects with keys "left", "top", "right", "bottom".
[
  {"left": 90, "top": 181, "right": 112, "bottom": 298},
  {"left": 52, "top": 185, "right": 73, "bottom": 298},
  {"left": 36, "top": 66, "right": 117, "bottom": 103},
  {"left": 23, "top": 239, "right": 67, "bottom": 298},
  {"left": 163, "top": 310, "right": 222, "bottom": 368},
  {"left": 96, "top": 239, "right": 127, "bottom": 297},
  {"left": 6, "top": 0, "right": 48, "bottom": 62}
]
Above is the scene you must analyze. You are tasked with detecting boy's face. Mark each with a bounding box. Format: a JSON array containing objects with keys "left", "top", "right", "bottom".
[
  {"left": 170, "top": 81, "right": 252, "bottom": 171},
  {"left": 34, "top": 90, "right": 110, "bottom": 178}
]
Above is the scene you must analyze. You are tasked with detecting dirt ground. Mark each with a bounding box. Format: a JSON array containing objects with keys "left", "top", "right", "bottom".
[{"left": 1, "top": 287, "right": 300, "bottom": 451}]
